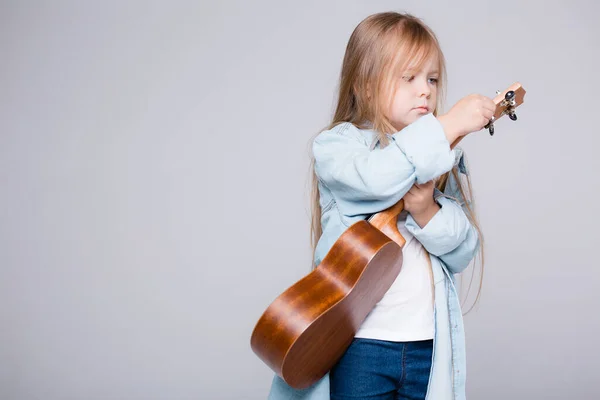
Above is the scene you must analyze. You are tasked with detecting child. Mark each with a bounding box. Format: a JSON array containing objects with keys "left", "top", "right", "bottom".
[{"left": 268, "top": 11, "right": 494, "bottom": 400}]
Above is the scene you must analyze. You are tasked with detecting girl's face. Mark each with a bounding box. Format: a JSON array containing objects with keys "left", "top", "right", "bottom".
[{"left": 386, "top": 54, "right": 440, "bottom": 132}]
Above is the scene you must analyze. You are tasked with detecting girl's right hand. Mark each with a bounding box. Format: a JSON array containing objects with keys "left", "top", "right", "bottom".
[{"left": 438, "top": 94, "right": 496, "bottom": 143}]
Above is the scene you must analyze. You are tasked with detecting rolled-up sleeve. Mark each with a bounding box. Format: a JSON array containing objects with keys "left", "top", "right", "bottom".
[
  {"left": 313, "top": 114, "right": 456, "bottom": 217},
  {"left": 405, "top": 196, "right": 480, "bottom": 274}
]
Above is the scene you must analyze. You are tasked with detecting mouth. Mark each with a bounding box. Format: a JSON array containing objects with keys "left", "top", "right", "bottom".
[{"left": 413, "top": 106, "right": 430, "bottom": 113}]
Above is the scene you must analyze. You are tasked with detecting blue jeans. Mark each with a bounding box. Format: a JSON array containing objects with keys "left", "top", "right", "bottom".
[{"left": 330, "top": 338, "right": 433, "bottom": 400}]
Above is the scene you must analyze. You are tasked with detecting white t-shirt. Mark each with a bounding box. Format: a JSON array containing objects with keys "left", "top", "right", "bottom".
[{"left": 354, "top": 209, "right": 434, "bottom": 342}]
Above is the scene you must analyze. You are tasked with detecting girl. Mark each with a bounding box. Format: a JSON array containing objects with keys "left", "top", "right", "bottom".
[{"left": 268, "top": 11, "right": 495, "bottom": 400}]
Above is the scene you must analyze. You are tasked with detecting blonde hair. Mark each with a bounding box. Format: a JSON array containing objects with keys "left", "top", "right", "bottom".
[{"left": 309, "top": 12, "right": 485, "bottom": 314}]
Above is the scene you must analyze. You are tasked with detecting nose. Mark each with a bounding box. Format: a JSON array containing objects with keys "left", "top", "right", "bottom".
[{"left": 418, "top": 79, "right": 431, "bottom": 98}]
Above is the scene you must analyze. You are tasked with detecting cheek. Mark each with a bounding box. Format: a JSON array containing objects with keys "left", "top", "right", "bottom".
[
  {"left": 392, "top": 91, "right": 409, "bottom": 109},
  {"left": 387, "top": 92, "right": 402, "bottom": 117},
  {"left": 429, "top": 88, "right": 438, "bottom": 103}
]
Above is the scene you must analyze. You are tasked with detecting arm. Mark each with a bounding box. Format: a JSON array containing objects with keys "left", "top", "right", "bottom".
[
  {"left": 313, "top": 114, "right": 456, "bottom": 217},
  {"left": 404, "top": 195, "right": 479, "bottom": 274},
  {"left": 404, "top": 150, "right": 480, "bottom": 274}
]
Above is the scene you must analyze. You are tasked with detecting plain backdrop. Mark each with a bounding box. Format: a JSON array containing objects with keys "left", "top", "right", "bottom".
[{"left": 1, "top": 0, "right": 599, "bottom": 399}]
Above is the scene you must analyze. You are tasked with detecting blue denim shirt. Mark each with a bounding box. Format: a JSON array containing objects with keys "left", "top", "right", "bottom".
[{"left": 267, "top": 114, "right": 480, "bottom": 400}]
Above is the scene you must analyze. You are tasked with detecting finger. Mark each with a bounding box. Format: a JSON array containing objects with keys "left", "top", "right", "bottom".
[
  {"left": 482, "top": 98, "right": 496, "bottom": 113},
  {"left": 482, "top": 108, "right": 494, "bottom": 120},
  {"left": 481, "top": 116, "right": 490, "bottom": 129}
]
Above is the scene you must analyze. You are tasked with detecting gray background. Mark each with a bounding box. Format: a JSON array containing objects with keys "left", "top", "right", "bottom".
[{"left": 1, "top": 0, "right": 599, "bottom": 399}]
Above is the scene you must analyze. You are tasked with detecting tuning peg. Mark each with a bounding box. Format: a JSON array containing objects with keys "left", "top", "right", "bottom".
[
  {"left": 485, "top": 116, "right": 495, "bottom": 135},
  {"left": 488, "top": 88, "right": 518, "bottom": 135}
]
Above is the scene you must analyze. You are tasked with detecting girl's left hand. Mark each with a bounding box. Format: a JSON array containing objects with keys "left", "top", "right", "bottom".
[{"left": 403, "top": 180, "right": 437, "bottom": 217}]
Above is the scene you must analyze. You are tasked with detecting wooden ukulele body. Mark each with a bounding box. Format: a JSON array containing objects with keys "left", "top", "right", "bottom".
[{"left": 251, "top": 220, "right": 403, "bottom": 388}]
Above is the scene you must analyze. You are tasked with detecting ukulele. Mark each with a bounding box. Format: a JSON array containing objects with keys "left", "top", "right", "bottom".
[{"left": 251, "top": 82, "right": 526, "bottom": 389}]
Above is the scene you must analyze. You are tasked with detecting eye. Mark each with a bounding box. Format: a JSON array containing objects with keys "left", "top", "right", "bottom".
[
  {"left": 428, "top": 77, "right": 439, "bottom": 85},
  {"left": 402, "top": 75, "right": 414, "bottom": 82}
]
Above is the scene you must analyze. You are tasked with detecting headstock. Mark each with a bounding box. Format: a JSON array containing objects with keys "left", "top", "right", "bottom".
[{"left": 485, "top": 82, "right": 526, "bottom": 135}]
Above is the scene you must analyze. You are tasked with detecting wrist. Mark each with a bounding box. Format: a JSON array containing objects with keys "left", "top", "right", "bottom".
[
  {"left": 437, "top": 114, "right": 461, "bottom": 144},
  {"left": 411, "top": 202, "right": 441, "bottom": 228}
]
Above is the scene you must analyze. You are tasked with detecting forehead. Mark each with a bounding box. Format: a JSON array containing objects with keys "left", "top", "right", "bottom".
[{"left": 404, "top": 51, "right": 440, "bottom": 72}]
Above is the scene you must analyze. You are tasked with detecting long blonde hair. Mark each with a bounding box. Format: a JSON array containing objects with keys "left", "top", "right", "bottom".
[{"left": 309, "top": 12, "right": 485, "bottom": 314}]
